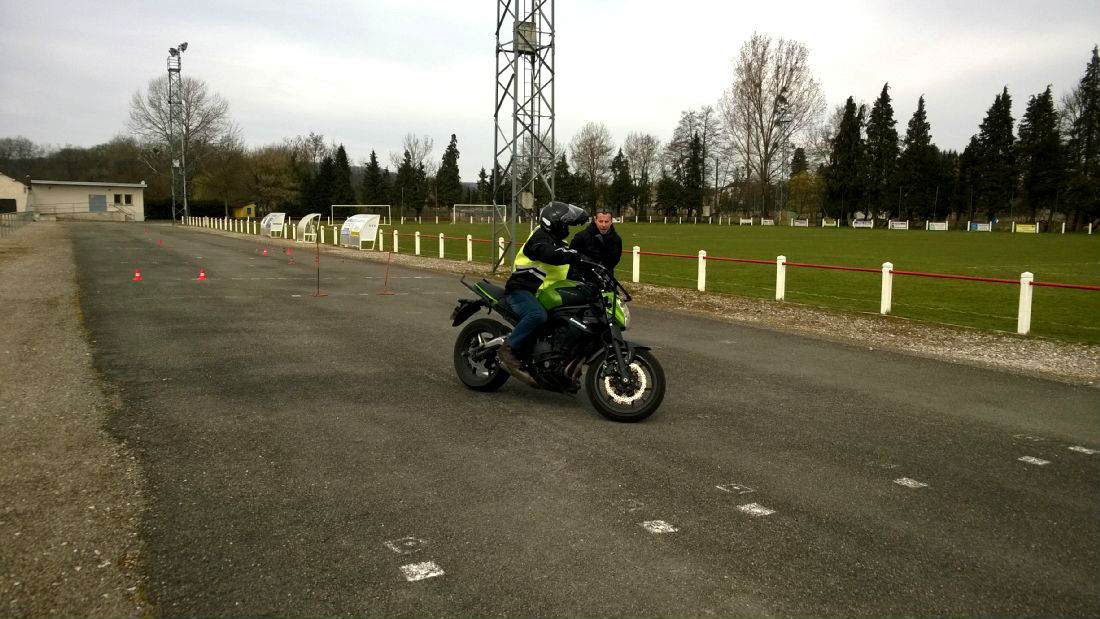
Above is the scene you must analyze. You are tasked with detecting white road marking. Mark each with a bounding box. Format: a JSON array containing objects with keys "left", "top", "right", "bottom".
[
  {"left": 1068, "top": 446, "right": 1099, "bottom": 455},
  {"left": 640, "top": 520, "right": 678, "bottom": 534},
  {"left": 716, "top": 483, "right": 754, "bottom": 494},
  {"left": 384, "top": 536, "right": 428, "bottom": 555},
  {"left": 737, "top": 503, "right": 775, "bottom": 517},
  {"left": 400, "top": 561, "right": 444, "bottom": 582},
  {"left": 894, "top": 477, "right": 929, "bottom": 488},
  {"left": 1018, "top": 456, "right": 1051, "bottom": 466},
  {"left": 291, "top": 294, "right": 302, "bottom": 298},
  {"left": 1013, "top": 434, "right": 1046, "bottom": 442}
]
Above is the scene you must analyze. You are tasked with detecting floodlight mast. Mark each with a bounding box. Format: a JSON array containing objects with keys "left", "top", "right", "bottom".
[
  {"left": 493, "top": 0, "right": 555, "bottom": 270},
  {"left": 167, "top": 42, "right": 189, "bottom": 222}
]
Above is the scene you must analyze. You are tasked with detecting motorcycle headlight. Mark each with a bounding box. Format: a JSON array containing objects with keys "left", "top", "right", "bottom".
[{"left": 619, "top": 300, "right": 631, "bottom": 330}]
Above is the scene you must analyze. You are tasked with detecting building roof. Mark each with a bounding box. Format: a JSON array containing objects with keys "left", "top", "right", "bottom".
[
  {"left": 0, "top": 171, "right": 30, "bottom": 186},
  {"left": 30, "top": 179, "right": 147, "bottom": 188}
]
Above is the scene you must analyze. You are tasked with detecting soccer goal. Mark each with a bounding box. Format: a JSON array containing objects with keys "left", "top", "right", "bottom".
[
  {"left": 452, "top": 204, "right": 497, "bottom": 224},
  {"left": 331, "top": 204, "right": 391, "bottom": 226}
]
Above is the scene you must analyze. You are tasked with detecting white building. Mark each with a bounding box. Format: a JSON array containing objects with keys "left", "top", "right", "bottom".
[
  {"left": 0, "top": 172, "right": 30, "bottom": 213},
  {"left": 28, "top": 179, "right": 147, "bottom": 221}
]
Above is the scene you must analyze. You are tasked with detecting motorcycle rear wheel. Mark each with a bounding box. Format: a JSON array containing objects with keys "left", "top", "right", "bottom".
[
  {"left": 584, "top": 349, "right": 665, "bottom": 422},
  {"left": 454, "top": 318, "right": 511, "bottom": 392}
]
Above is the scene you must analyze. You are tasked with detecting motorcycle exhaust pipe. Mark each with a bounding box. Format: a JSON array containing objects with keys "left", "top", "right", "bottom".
[{"left": 471, "top": 335, "right": 506, "bottom": 361}]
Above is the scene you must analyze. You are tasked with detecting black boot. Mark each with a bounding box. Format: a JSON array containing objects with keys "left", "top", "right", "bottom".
[{"left": 499, "top": 343, "right": 537, "bottom": 387}]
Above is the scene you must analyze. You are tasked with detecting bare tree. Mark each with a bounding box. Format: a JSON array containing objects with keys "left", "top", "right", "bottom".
[
  {"left": 569, "top": 122, "right": 614, "bottom": 205},
  {"left": 127, "top": 75, "right": 234, "bottom": 180},
  {"left": 390, "top": 133, "right": 434, "bottom": 170},
  {"left": 623, "top": 132, "right": 661, "bottom": 186},
  {"left": 285, "top": 132, "right": 329, "bottom": 175},
  {"left": 718, "top": 33, "right": 826, "bottom": 210}
]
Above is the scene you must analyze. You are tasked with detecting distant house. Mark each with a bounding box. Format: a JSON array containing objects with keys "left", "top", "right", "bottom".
[
  {"left": 28, "top": 179, "right": 146, "bottom": 221},
  {"left": 231, "top": 202, "right": 256, "bottom": 219},
  {"left": 0, "top": 172, "right": 30, "bottom": 213}
]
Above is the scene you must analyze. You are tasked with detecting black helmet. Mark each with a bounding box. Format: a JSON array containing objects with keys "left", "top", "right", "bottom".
[{"left": 538, "top": 201, "right": 588, "bottom": 240}]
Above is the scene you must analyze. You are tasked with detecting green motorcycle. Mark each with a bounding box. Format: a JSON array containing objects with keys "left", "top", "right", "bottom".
[{"left": 450, "top": 262, "right": 665, "bottom": 422}]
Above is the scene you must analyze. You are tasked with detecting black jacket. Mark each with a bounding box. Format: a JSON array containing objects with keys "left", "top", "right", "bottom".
[
  {"left": 504, "top": 228, "right": 579, "bottom": 293},
  {"left": 568, "top": 222, "right": 622, "bottom": 276}
]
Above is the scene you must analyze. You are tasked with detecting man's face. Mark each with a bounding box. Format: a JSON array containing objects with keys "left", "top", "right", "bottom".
[{"left": 595, "top": 212, "right": 613, "bottom": 234}]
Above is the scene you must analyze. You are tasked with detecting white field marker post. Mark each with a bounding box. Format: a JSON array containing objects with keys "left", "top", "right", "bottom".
[
  {"left": 333, "top": 226, "right": 338, "bottom": 246},
  {"left": 697, "top": 250, "right": 707, "bottom": 291},
  {"left": 435, "top": 216, "right": 439, "bottom": 224},
  {"left": 775, "top": 255, "right": 786, "bottom": 301},
  {"left": 378, "top": 229, "right": 384, "bottom": 251},
  {"left": 439, "top": 233, "right": 444, "bottom": 258},
  {"left": 1062, "top": 222, "right": 1066, "bottom": 234},
  {"left": 498, "top": 237, "right": 506, "bottom": 263},
  {"left": 1018, "top": 272, "right": 1033, "bottom": 335},
  {"left": 414, "top": 231, "right": 421, "bottom": 255},
  {"left": 881, "top": 262, "right": 894, "bottom": 315},
  {"left": 632, "top": 246, "right": 640, "bottom": 283},
  {"left": 967, "top": 220, "right": 971, "bottom": 232},
  {"left": 321, "top": 226, "right": 325, "bottom": 244},
  {"left": 466, "top": 235, "right": 473, "bottom": 261},
  {"left": 393, "top": 229, "right": 399, "bottom": 253},
  {"left": 1089, "top": 222, "right": 1093, "bottom": 234}
]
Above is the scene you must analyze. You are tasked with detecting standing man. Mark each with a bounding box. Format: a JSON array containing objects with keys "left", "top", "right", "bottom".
[{"left": 568, "top": 207, "right": 622, "bottom": 278}]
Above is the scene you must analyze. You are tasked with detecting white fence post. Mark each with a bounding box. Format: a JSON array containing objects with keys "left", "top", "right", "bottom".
[
  {"left": 775, "top": 255, "right": 786, "bottom": 301},
  {"left": 321, "top": 226, "right": 325, "bottom": 245},
  {"left": 333, "top": 226, "right": 338, "bottom": 245},
  {"left": 1061, "top": 222, "right": 1066, "bottom": 234},
  {"left": 1018, "top": 272, "right": 1034, "bottom": 334},
  {"left": 378, "top": 229, "right": 384, "bottom": 251},
  {"left": 466, "top": 234, "right": 473, "bottom": 261},
  {"left": 414, "top": 231, "right": 421, "bottom": 255},
  {"left": 881, "top": 262, "right": 893, "bottom": 315},
  {"left": 393, "top": 229, "right": 399, "bottom": 253},
  {"left": 439, "top": 233, "right": 445, "bottom": 258},
  {"left": 632, "top": 246, "right": 640, "bottom": 283},
  {"left": 697, "top": 250, "right": 707, "bottom": 291},
  {"left": 498, "top": 237, "right": 505, "bottom": 263}
]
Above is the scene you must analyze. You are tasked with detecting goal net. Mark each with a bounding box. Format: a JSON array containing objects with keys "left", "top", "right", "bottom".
[{"left": 452, "top": 204, "right": 497, "bottom": 224}]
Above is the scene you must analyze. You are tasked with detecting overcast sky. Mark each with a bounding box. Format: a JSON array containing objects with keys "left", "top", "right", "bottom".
[{"left": 2, "top": 0, "right": 1097, "bottom": 181}]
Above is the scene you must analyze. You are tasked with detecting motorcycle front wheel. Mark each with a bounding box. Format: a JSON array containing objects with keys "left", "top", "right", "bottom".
[
  {"left": 584, "top": 349, "right": 666, "bottom": 422},
  {"left": 453, "top": 318, "right": 511, "bottom": 392}
]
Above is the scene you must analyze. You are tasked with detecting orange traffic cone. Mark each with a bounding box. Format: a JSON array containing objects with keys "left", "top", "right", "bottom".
[
  {"left": 132, "top": 269, "right": 142, "bottom": 282},
  {"left": 157, "top": 239, "right": 163, "bottom": 246},
  {"left": 198, "top": 267, "right": 206, "bottom": 281},
  {"left": 287, "top": 247, "right": 294, "bottom": 264},
  {"left": 262, "top": 246, "right": 268, "bottom": 256}
]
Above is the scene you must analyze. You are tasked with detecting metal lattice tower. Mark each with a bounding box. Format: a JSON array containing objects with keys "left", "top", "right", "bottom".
[
  {"left": 493, "top": 0, "right": 555, "bottom": 268},
  {"left": 167, "top": 43, "right": 188, "bottom": 222}
]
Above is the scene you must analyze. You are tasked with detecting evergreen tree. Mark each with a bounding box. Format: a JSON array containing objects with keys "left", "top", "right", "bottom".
[
  {"left": 1017, "top": 86, "right": 1064, "bottom": 221},
  {"left": 682, "top": 133, "right": 705, "bottom": 215},
  {"left": 393, "top": 150, "right": 416, "bottom": 216},
  {"left": 825, "top": 97, "right": 866, "bottom": 218},
  {"left": 331, "top": 144, "right": 356, "bottom": 206},
  {"left": 976, "top": 87, "right": 1017, "bottom": 219},
  {"left": 607, "top": 149, "right": 634, "bottom": 214},
  {"left": 413, "top": 162, "right": 428, "bottom": 215},
  {"left": 1065, "top": 46, "right": 1100, "bottom": 227},
  {"left": 790, "top": 147, "right": 809, "bottom": 176},
  {"left": 865, "top": 83, "right": 900, "bottom": 216},
  {"left": 897, "top": 95, "right": 937, "bottom": 219},
  {"left": 959, "top": 136, "right": 982, "bottom": 221},
  {"left": 312, "top": 154, "right": 336, "bottom": 214},
  {"left": 475, "top": 167, "right": 490, "bottom": 203},
  {"left": 553, "top": 155, "right": 582, "bottom": 205},
  {"left": 655, "top": 171, "right": 682, "bottom": 216},
  {"left": 436, "top": 134, "right": 463, "bottom": 210},
  {"left": 361, "top": 150, "right": 385, "bottom": 204}
]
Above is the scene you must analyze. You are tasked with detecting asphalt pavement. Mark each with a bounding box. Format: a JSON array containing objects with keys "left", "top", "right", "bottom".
[{"left": 72, "top": 222, "right": 1099, "bottom": 618}]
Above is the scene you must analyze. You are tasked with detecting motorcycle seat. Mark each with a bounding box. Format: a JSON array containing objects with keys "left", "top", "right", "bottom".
[{"left": 477, "top": 279, "right": 507, "bottom": 303}]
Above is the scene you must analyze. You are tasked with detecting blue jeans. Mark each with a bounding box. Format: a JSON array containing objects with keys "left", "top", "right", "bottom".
[{"left": 502, "top": 289, "right": 547, "bottom": 351}]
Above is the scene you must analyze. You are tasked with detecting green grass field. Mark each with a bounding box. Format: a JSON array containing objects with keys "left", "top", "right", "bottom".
[{"left": 322, "top": 219, "right": 1100, "bottom": 344}]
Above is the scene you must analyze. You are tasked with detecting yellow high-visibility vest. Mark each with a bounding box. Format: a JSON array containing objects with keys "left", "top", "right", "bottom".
[{"left": 513, "top": 230, "right": 569, "bottom": 292}]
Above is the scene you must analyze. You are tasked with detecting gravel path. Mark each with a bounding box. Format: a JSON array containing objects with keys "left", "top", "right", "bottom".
[{"left": 0, "top": 223, "right": 147, "bottom": 618}]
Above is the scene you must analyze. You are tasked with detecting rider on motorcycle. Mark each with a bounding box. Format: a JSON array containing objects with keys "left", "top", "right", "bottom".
[{"left": 498, "top": 201, "right": 591, "bottom": 385}]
